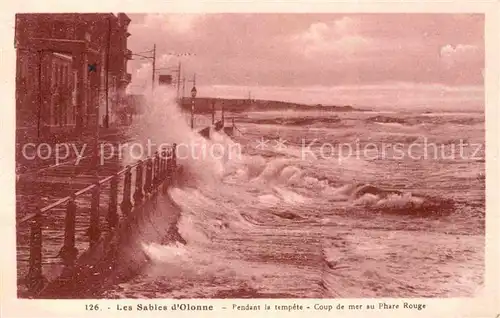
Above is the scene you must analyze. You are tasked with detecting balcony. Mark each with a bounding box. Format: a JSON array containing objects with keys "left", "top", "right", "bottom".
[
  {"left": 125, "top": 49, "right": 132, "bottom": 60},
  {"left": 120, "top": 73, "right": 132, "bottom": 83}
]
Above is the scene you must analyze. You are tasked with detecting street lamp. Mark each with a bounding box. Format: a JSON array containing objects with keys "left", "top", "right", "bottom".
[{"left": 190, "top": 86, "right": 197, "bottom": 129}]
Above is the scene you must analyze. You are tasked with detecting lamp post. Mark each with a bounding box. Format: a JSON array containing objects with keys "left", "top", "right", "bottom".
[{"left": 190, "top": 86, "right": 197, "bottom": 129}]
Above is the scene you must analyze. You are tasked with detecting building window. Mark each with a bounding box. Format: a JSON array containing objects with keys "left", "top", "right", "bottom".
[
  {"left": 52, "top": 21, "right": 66, "bottom": 39},
  {"left": 50, "top": 62, "right": 55, "bottom": 126},
  {"left": 59, "top": 65, "right": 63, "bottom": 86},
  {"left": 67, "top": 24, "right": 75, "bottom": 39},
  {"left": 51, "top": 60, "right": 56, "bottom": 88},
  {"left": 72, "top": 71, "right": 77, "bottom": 124},
  {"left": 62, "top": 65, "right": 67, "bottom": 86}
]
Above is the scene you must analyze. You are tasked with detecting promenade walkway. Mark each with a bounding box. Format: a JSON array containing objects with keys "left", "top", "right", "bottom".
[
  {"left": 16, "top": 127, "right": 129, "bottom": 175},
  {"left": 15, "top": 126, "right": 152, "bottom": 297},
  {"left": 16, "top": 127, "right": 131, "bottom": 219}
]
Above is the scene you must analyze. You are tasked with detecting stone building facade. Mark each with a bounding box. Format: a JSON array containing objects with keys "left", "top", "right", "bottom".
[{"left": 15, "top": 13, "right": 132, "bottom": 142}]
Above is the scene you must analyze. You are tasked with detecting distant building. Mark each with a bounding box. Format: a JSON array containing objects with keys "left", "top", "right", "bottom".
[
  {"left": 15, "top": 13, "right": 132, "bottom": 142},
  {"left": 158, "top": 74, "right": 173, "bottom": 86}
]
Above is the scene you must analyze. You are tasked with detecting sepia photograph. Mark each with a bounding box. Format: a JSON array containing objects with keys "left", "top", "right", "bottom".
[{"left": 13, "top": 12, "right": 486, "bottom": 300}]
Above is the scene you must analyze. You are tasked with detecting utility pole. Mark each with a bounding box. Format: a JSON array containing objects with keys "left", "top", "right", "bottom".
[
  {"left": 133, "top": 50, "right": 193, "bottom": 98},
  {"left": 190, "top": 85, "right": 197, "bottom": 129},
  {"left": 189, "top": 73, "right": 197, "bottom": 129},
  {"left": 182, "top": 77, "right": 186, "bottom": 99},
  {"left": 176, "top": 61, "right": 181, "bottom": 100},
  {"left": 151, "top": 44, "right": 156, "bottom": 93},
  {"left": 130, "top": 46, "right": 158, "bottom": 94}
]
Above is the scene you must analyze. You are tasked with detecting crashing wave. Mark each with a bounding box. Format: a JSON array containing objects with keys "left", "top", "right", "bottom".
[
  {"left": 366, "top": 114, "right": 484, "bottom": 126},
  {"left": 239, "top": 116, "right": 341, "bottom": 127}
]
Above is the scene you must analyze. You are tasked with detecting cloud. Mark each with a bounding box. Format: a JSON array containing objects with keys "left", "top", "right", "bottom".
[
  {"left": 126, "top": 13, "right": 485, "bottom": 96},
  {"left": 164, "top": 14, "right": 204, "bottom": 34},
  {"left": 289, "top": 17, "right": 373, "bottom": 58},
  {"left": 139, "top": 14, "right": 205, "bottom": 35}
]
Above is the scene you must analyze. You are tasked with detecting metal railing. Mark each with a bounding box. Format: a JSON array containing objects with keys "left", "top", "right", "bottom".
[{"left": 17, "top": 143, "right": 178, "bottom": 295}]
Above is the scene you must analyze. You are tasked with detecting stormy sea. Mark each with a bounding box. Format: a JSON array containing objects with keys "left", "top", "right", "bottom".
[{"left": 100, "top": 89, "right": 485, "bottom": 298}]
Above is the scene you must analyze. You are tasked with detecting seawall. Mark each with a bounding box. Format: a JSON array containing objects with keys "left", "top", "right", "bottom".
[{"left": 37, "top": 181, "right": 184, "bottom": 298}]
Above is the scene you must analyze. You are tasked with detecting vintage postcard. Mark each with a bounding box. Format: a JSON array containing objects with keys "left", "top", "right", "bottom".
[{"left": 0, "top": 1, "right": 499, "bottom": 317}]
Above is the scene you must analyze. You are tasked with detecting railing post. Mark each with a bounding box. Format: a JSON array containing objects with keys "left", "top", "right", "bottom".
[
  {"left": 151, "top": 153, "right": 157, "bottom": 189},
  {"left": 144, "top": 158, "right": 153, "bottom": 195},
  {"left": 133, "top": 161, "right": 144, "bottom": 205},
  {"left": 161, "top": 149, "right": 167, "bottom": 180},
  {"left": 153, "top": 151, "right": 160, "bottom": 188},
  {"left": 162, "top": 149, "right": 169, "bottom": 193},
  {"left": 107, "top": 174, "right": 119, "bottom": 228},
  {"left": 172, "top": 143, "right": 177, "bottom": 168},
  {"left": 88, "top": 182, "right": 101, "bottom": 247},
  {"left": 59, "top": 195, "right": 78, "bottom": 273},
  {"left": 120, "top": 165, "right": 133, "bottom": 216},
  {"left": 25, "top": 212, "right": 47, "bottom": 293},
  {"left": 166, "top": 152, "right": 172, "bottom": 186},
  {"left": 171, "top": 143, "right": 177, "bottom": 184}
]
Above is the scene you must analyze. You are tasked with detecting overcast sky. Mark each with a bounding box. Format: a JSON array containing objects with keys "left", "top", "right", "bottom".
[{"left": 126, "top": 13, "right": 484, "bottom": 111}]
